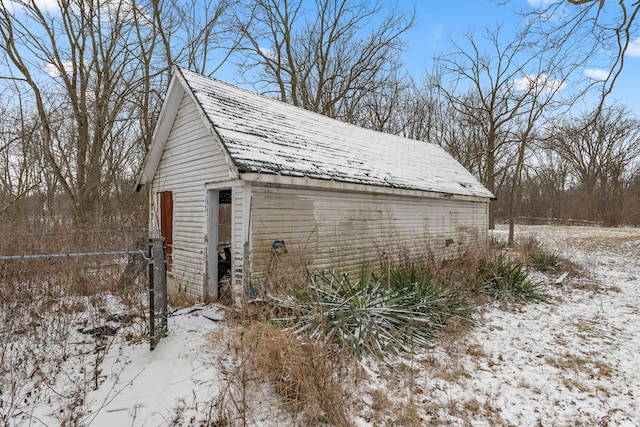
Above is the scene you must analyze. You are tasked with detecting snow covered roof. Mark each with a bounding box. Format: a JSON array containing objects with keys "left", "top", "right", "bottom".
[{"left": 139, "top": 67, "right": 493, "bottom": 199}]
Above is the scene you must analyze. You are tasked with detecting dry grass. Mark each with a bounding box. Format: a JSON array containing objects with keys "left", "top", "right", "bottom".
[
  {"left": 211, "top": 225, "right": 635, "bottom": 424},
  {"left": 167, "top": 284, "right": 196, "bottom": 309},
  {"left": 211, "top": 320, "right": 356, "bottom": 426},
  {"left": 391, "top": 401, "right": 423, "bottom": 426},
  {"left": 245, "top": 322, "right": 352, "bottom": 425},
  {"left": 545, "top": 351, "right": 613, "bottom": 380},
  {"left": 0, "top": 226, "right": 149, "bottom": 425},
  {"left": 251, "top": 244, "right": 311, "bottom": 296}
]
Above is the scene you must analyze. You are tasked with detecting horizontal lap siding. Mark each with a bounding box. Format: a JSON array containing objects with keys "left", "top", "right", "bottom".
[
  {"left": 152, "top": 94, "right": 233, "bottom": 298},
  {"left": 249, "top": 185, "right": 488, "bottom": 282}
]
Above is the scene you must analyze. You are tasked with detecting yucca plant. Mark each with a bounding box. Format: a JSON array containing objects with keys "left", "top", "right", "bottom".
[
  {"left": 264, "top": 266, "right": 474, "bottom": 359},
  {"left": 528, "top": 249, "right": 561, "bottom": 272},
  {"left": 477, "top": 255, "right": 544, "bottom": 302}
]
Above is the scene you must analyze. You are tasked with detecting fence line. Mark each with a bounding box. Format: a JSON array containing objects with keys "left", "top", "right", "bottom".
[
  {"left": 0, "top": 227, "right": 148, "bottom": 237},
  {"left": 0, "top": 250, "right": 146, "bottom": 261},
  {"left": 511, "top": 216, "right": 603, "bottom": 226},
  {"left": 0, "top": 232, "right": 168, "bottom": 351}
]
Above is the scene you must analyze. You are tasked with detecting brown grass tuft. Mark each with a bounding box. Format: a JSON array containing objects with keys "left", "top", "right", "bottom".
[
  {"left": 213, "top": 320, "right": 355, "bottom": 426},
  {"left": 167, "top": 284, "right": 196, "bottom": 309},
  {"left": 243, "top": 322, "right": 353, "bottom": 426}
]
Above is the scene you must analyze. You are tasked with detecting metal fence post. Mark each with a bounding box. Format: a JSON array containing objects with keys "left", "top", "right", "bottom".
[
  {"left": 149, "top": 237, "right": 167, "bottom": 350},
  {"left": 149, "top": 239, "right": 155, "bottom": 350}
]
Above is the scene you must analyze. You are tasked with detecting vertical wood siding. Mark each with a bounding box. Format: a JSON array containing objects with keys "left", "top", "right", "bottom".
[
  {"left": 249, "top": 185, "right": 488, "bottom": 284},
  {"left": 151, "top": 93, "right": 241, "bottom": 298}
]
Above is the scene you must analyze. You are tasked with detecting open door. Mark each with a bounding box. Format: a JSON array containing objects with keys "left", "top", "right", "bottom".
[{"left": 207, "top": 189, "right": 232, "bottom": 300}]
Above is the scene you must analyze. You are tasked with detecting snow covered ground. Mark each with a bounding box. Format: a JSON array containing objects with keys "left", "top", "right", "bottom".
[
  {"left": 78, "top": 307, "right": 223, "bottom": 426},
  {"left": 365, "top": 225, "right": 640, "bottom": 426},
  {"left": 7, "top": 225, "right": 639, "bottom": 426}
]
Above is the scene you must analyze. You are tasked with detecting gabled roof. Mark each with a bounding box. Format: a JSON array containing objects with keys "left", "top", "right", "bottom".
[{"left": 138, "top": 67, "right": 493, "bottom": 199}]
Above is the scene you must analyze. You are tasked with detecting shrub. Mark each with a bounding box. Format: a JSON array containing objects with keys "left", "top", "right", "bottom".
[
  {"left": 263, "top": 266, "right": 474, "bottom": 359},
  {"left": 528, "top": 249, "right": 561, "bottom": 272},
  {"left": 477, "top": 255, "right": 544, "bottom": 303}
]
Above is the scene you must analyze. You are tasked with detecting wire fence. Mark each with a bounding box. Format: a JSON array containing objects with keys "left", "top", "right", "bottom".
[{"left": 0, "top": 227, "right": 167, "bottom": 350}]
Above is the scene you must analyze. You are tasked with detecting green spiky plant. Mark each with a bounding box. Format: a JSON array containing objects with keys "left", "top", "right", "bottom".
[
  {"left": 477, "top": 254, "right": 544, "bottom": 302},
  {"left": 528, "top": 249, "right": 561, "bottom": 272},
  {"left": 263, "top": 266, "right": 474, "bottom": 359}
]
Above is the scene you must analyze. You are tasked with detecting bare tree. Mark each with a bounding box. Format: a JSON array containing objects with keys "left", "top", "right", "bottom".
[
  {"left": 544, "top": 104, "right": 640, "bottom": 225},
  {"left": 346, "top": 71, "right": 412, "bottom": 134},
  {"left": 0, "top": 0, "right": 237, "bottom": 225},
  {"left": 521, "top": 148, "right": 571, "bottom": 220},
  {"left": 434, "top": 26, "right": 539, "bottom": 230},
  {"left": 0, "top": 0, "right": 151, "bottom": 224},
  {"left": 434, "top": 20, "right": 591, "bottom": 242},
  {"left": 232, "top": 0, "right": 414, "bottom": 121},
  {"left": 530, "top": 1, "right": 640, "bottom": 114},
  {"left": 0, "top": 97, "right": 41, "bottom": 221}
]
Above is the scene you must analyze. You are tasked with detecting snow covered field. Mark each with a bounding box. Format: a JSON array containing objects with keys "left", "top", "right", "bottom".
[
  {"left": 377, "top": 225, "right": 640, "bottom": 426},
  {"left": 4, "top": 225, "right": 639, "bottom": 426}
]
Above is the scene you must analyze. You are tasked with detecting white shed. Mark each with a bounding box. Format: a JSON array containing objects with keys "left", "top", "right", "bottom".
[{"left": 137, "top": 68, "right": 494, "bottom": 301}]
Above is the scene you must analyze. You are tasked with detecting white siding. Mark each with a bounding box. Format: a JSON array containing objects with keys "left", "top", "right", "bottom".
[
  {"left": 249, "top": 184, "right": 488, "bottom": 283},
  {"left": 151, "top": 93, "right": 237, "bottom": 298}
]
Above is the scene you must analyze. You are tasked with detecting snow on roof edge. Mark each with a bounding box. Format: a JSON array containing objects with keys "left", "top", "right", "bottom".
[{"left": 177, "top": 67, "right": 495, "bottom": 200}]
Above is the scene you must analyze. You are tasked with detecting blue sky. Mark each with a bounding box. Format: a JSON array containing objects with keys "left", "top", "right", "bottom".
[
  {"left": 5, "top": 0, "right": 638, "bottom": 114},
  {"left": 397, "top": 0, "right": 640, "bottom": 113}
]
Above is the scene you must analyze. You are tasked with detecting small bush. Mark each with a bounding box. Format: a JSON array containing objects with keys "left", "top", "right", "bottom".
[
  {"left": 528, "top": 249, "right": 561, "bottom": 272},
  {"left": 477, "top": 255, "right": 544, "bottom": 303}
]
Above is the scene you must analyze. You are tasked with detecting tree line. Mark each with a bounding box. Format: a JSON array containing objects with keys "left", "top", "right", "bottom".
[{"left": 1, "top": 0, "right": 638, "bottom": 236}]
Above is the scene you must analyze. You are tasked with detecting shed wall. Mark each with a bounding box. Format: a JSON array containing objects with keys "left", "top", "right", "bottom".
[
  {"left": 150, "top": 92, "right": 243, "bottom": 298},
  {"left": 249, "top": 184, "right": 488, "bottom": 284}
]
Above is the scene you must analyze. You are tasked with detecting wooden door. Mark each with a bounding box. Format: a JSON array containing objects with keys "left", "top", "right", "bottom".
[{"left": 159, "top": 191, "right": 173, "bottom": 269}]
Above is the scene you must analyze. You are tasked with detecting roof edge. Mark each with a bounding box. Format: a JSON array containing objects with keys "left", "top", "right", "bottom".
[
  {"left": 175, "top": 67, "right": 241, "bottom": 179},
  {"left": 239, "top": 172, "right": 494, "bottom": 202},
  {"left": 135, "top": 67, "right": 242, "bottom": 191},
  {"left": 135, "top": 68, "right": 186, "bottom": 190}
]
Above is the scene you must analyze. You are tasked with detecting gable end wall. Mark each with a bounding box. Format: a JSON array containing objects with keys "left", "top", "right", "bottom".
[{"left": 150, "top": 93, "right": 244, "bottom": 299}]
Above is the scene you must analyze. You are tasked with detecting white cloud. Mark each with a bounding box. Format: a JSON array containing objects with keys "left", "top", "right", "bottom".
[
  {"left": 5, "top": 0, "right": 146, "bottom": 23},
  {"left": 626, "top": 37, "right": 640, "bottom": 57},
  {"left": 526, "top": 0, "right": 556, "bottom": 8},
  {"left": 259, "top": 46, "right": 277, "bottom": 61},
  {"left": 513, "top": 73, "right": 566, "bottom": 94},
  {"left": 3, "top": 0, "right": 59, "bottom": 12},
  {"left": 44, "top": 62, "right": 73, "bottom": 78},
  {"left": 34, "top": 0, "right": 58, "bottom": 10},
  {"left": 583, "top": 68, "right": 610, "bottom": 80}
]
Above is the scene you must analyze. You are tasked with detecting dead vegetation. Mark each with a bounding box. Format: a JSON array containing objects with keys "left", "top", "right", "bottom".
[
  {"left": 4, "top": 224, "right": 637, "bottom": 425},
  {"left": 195, "top": 235, "right": 571, "bottom": 425},
  {"left": 0, "top": 226, "right": 149, "bottom": 425},
  {"left": 206, "top": 305, "right": 358, "bottom": 427}
]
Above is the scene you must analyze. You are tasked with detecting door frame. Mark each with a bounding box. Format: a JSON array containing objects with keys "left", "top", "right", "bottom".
[{"left": 205, "top": 183, "right": 233, "bottom": 301}]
